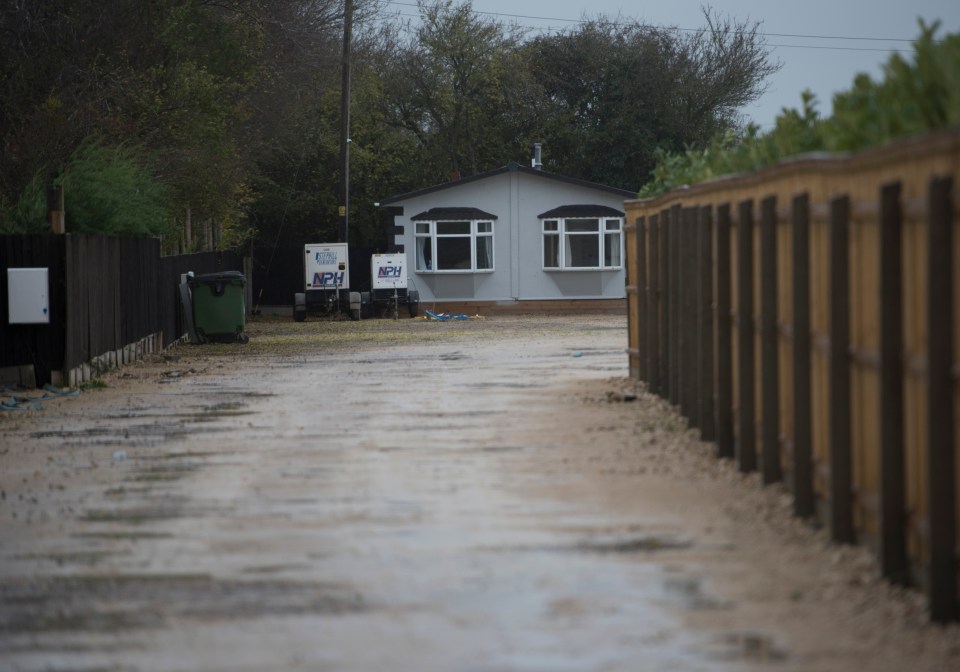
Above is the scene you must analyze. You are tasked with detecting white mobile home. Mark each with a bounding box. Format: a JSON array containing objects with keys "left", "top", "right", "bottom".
[{"left": 379, "top": 161, "right": 634, "bottom": 311}]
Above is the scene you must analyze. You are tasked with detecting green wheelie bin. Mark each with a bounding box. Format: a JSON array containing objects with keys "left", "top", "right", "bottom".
[{"left": 188, "top": 271, "right": 249, "bottom": 343}]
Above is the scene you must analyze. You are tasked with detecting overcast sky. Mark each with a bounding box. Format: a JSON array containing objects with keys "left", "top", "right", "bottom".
[{"left": 385, "top": 0, "right": 960, "bottom": 130}]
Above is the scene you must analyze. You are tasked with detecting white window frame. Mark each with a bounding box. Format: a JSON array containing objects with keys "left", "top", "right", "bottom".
[
  {"left": 541, "top": 216, "right": 623, "bottom": 270},
  {"left": 415, "top": 219, "right": 495, "bottom": 273}
]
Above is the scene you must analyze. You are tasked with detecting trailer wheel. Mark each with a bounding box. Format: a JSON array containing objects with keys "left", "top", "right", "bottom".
[
  {"left": 408, "top": 290, "right": 420, "bottom": 318},
  {"left": 360, "top": 292, "right": 372, "bottom": 319},
  {"left": 293, "top": 293, "right": 307, "bottom": 322}
]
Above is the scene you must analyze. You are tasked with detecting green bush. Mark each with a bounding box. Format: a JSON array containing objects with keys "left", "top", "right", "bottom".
[
  {"left": 639, "top": 21, "right": 960, "bottom": 197},
  {"left": 0, "top": 140, "right": 176, "bottom": 237}
]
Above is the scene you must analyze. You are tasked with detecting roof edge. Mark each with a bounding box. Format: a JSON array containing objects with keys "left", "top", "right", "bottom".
[{"left": 380, "top": 164, "right": 635, "bottom": 205}]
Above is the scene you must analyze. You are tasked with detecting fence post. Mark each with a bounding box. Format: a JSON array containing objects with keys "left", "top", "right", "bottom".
[
  {"left": 927, "top": 175, "right": 957, "bottom": 623},
  {"left": 737, "top": 199, "right": 757, "bottom": 473},
  {"left": 879, "top": 182, "right": 908, "bottom": 585},
  {"left": 636, "top": 216, "right": 647, "bottom": 382},
  {"left": 649, "top": 215, "right": 661, "bottom": 395},
  {"left": 792, "top": 193, "right": 815, "bottom": 518},
  {"left": 671, "top": 204, "right": 682, "bottom": 407},
  {"left": 716, "top": 203, "right": 734, "bottom": 459},
  {"left": 761, "top": 196, "right": 781, "bottom": 484},
  {"left": 829, "top": 195, "right": 854, "bottom": 544},
  {"left": 699, "top": 204, "right": 716, "bottom": 441},
  {"left": 682, "top": 207, "right": 698, "bottom": 427},
  {"left": 661, "top": 210, "right": 671, "bottom": 400},
  {"left": 46, "top": 184, "right": 65, "bottom": 235}
]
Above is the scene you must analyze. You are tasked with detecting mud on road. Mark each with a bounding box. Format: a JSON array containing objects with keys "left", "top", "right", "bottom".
[{"left": 1, "top": 314, "right": 958, "bottom": 672}]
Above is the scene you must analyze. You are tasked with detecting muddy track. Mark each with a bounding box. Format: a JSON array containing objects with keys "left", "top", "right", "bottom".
[{"left": 1, "top": 315, "right": 958, "bottom": 672}]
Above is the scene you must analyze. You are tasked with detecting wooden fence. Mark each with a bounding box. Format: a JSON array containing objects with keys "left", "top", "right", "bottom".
[
  {"left": 625, "top": 128, "right": 960, "bottom": 622},
  {"left": 1, "top": 235, "right": 242, "bottom": 387}
]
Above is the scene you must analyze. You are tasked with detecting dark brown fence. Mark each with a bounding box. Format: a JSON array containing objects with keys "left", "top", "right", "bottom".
[
  {"left": 1, "top": 235, "right": 241, "bottom": 386},
  {"left": 625, "top": 128, "right": 960, "bottom": 622}
]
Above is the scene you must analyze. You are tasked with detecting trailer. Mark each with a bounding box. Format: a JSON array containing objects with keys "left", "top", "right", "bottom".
[
  {"left": 361, "top": 253, "right": 419, "bottom": 318},
  {"left": 293, "top": 243, "right": 361, "bottom": 321}
]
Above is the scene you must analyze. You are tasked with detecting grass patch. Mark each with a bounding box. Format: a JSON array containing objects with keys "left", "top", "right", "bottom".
[{"left": 79, "top": 379, "right": 109, "bottom": 391}]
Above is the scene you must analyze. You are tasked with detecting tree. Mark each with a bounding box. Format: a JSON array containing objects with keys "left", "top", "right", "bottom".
[
  {"left": 376, "top": 0, "right": 529, "bottom": 182},
  {"left": 0, "top": 0, "right": 316, "bottom": 248},
  {"left": 245, "top": 0, "right": 388, "bottom": 250},
  {"left": 520, "top": 10, "right": 780, "bottom": 190}
]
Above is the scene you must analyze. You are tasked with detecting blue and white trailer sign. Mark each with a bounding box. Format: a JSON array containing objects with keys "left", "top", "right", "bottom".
[
  {"left": 304, "top": 243, "right": 350, "bottom": 290},
  {"left": 371, "top": 253, "right": 407, "bottom": 291}
]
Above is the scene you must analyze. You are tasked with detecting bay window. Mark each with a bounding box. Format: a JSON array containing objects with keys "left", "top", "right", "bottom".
[
  {"left": 540, "top": 205, "right": 623, "bottom": 270},
  {"left": 412, "top": 207, "right": 496, "bottom": 272}
]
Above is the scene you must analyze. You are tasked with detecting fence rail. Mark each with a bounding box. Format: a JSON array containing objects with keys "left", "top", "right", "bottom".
[
  {"left": 1, "top": 235, "right": 242, "bottom": 386},
  {"left": 625, "top": 128, "right": 960, "bottom": 622}
]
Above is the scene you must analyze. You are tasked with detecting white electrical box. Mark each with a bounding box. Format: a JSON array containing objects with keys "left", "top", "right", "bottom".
[{"left": 7, "top": 267, "right": 50, "bottom": 324}]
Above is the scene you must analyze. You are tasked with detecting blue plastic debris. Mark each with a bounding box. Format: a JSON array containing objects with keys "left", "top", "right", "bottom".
[
  {"left": 426, "top": 310, "right": 473, "bottom": 322},
  {"left": 42, "top": 383, "right": 80, "bottom": 398},
  {"left": 0, "top": 397, "right": 43, "bottom": 411},
  {"left": 0, "top": 383, "right": 79, "bottom": 411}
]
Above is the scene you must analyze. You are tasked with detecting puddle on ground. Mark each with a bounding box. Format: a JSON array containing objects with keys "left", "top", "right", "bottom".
[
  {"left": 478, "top": 534, "right": 693, "bottom": 556},
  {"left": 703, "top": 631, "right": 789, "bottom": 663},
  {"left": 73, "top": 532, "right": 172, "bottom": 541},
  {"left": 467, "top": 382, "right": 546, "bottom": 389},
  {"left": 27, "top": 423, "right": 224, "bottom": 447},
  {"left": 0, "top": 574, "right": 365, "bottom": 634},
  {"left": 126, "top": 461, "right": 200, "bottom": 483},
  {"left": 662, "top": 575, "right": 731, "bottom": 610},
  {"left": 81, "top": 498, "right": 186, "bottom": 525},
  {"left": 572, "top": 535, "right": 692, "bottom": 554},
  {"left": 241, "top": 563, "right": 313, "bottom": 575},
  {"left": 137, "top": 451, "right": 219, "bottom": 461},
  {"left": 15, "top": 550, "right": 128, "bottom": 567}
]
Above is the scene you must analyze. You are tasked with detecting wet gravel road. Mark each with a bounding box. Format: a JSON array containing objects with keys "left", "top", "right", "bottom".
[{"left": 1, "top": 315, "right": 958, "bottom": 671}]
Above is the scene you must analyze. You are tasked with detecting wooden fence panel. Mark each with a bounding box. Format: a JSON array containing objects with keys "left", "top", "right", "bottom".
[
  {"left": 848, "top": 194, "right": 883, "bottom": 550},
  {"left": 776, "top": 201, "right": 794, "bottom": 491},
  {"left": 810, "top": 202, "right": 832, "bottom": 520},
  {"left": 63, "top": 236, "right": 89, "bottom": 369},
  {"left": 624, "top": 129, "right": 960, "bottom": 621},
  {"left": 626, "top": 217, "right": 641, "bottom": 379},
  {"left": 649, "top": 215, "right": 661, "bottom": 395},
  {"left": 0, "top": 235, "right": 67, "bottom": 383},
  {"left": 2, "top": 235, "right": 242, "bottom": 384}
]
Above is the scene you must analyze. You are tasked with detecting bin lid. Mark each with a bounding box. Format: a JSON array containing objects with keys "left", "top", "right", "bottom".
[{"left": 189, "top": 270, "right": 246, "bottom": 286}]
